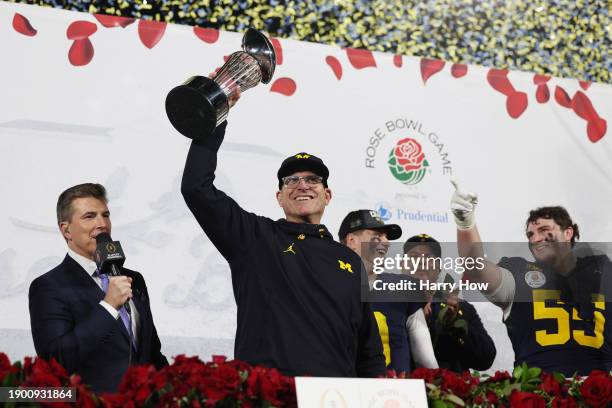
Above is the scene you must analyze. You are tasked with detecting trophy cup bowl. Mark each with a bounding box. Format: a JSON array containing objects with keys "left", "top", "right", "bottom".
[{"left": 165, "top": 28, "right": 276, "bottom": 140}]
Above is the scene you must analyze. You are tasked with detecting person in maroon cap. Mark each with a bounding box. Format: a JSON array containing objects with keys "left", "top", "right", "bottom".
[{"left": 181, "top": 123, "right": 384, "bottom": 377}]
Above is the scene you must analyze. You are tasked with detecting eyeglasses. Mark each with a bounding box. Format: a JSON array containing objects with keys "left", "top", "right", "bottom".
[{"left": 281, "top": 175, "right": 324, "bottom": 188}]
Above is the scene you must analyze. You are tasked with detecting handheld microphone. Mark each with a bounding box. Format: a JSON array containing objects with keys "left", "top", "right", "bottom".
[{"left": 95, "top": 233, "right": 130, "bottom": 313}]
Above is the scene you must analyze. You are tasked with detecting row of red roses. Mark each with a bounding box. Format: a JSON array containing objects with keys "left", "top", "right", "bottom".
[{"left": 2, "top": 352, "right": 611, "bottom": 407}]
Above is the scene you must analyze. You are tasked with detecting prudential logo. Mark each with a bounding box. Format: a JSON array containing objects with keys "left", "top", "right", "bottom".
[
  {"left": 388, "top": 137, "right": 429, "bottom": 185},
  {"left": 375, "top": 202, "right": 393, "bottom": 221}
]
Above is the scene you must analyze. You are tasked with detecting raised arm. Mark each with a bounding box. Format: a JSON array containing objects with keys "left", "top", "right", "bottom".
[
  {"left": 451, "top": 178, "right": 503, "bottom": 294},
  {"left": 181, "top": 122, "right": 258, "bottom": 262}
]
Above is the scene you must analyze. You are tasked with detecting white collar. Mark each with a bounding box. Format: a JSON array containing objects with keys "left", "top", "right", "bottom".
[{"left": 67, "top": 248, "right": 98, "bottom": 276}]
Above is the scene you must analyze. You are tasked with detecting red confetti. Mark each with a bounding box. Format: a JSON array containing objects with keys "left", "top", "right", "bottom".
[
  {"left": 420, "top": 58, "right": 445, "bottom": 84},
  {"left": 271, "top": 38, "right": 283, "bottom": 65},
  {"left": 587, "top": 118, "right": 607, "bottom": 143},
  {"left": 12, "top": 13, "right": 37, "bottom": 36},
  {"left": 579, "top": 80, "right": 592, "bottom": 91},
  {"left": 451, "top": 63, "right": 467, "bottom": 78},
  {"left": 571, "top": 91, "right": 598, "bottom": 121},
  {"left": 68, "top": 39, "right": 94, "bottom": 66},
  {"left": 325, "top": 56, "right": 342, "bottom": 80},
  {"left": 393, "top": 55, "right": 402, "bottom": 68},
  {"left": 270, "top": 78, "right": 296, "bottom": 96},
  {"left": 533, "top": 74, "right": 550, "bottom": 85},
  {"left": 66, "top": 21, "right": 97, "bottom": 40},
  {"left": 536, "top": 84, "right": 550, "bottom": 103},
  {"left": 138, "top": 20, "right": 166, "bottom": 49},
  {"left": 571, "top": 92, "right": 606, "bottom": 142},
  {"left": 94, "top": 14, "right": 134, "bottom": 28},
  {"left": 346, "top": 48, "right": 377, "bottom": 69},
  {"left": 487, "top": 69, "right": 514, "bottom": 95},
  {"left": 506, "top": 92, "right": 528, "bottom": 119},
  {"left": 554, "top": 86, "right": 572, "bottom": 108},
  {"left": 194, "top": 27, "right": 219, "bottom": 44}
]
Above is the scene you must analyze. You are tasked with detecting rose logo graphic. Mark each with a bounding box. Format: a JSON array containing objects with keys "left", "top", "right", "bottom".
[{"left": 388, "top": 137, "right": 429, "bottom": 185}]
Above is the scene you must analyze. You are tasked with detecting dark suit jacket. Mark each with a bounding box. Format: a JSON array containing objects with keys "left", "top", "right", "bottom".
[{"left": 29, "top": 255, "right": 168, "bottom": 393}]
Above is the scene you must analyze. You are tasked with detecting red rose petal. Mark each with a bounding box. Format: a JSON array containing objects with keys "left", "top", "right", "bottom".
[
  {"left": 450, "top": 63, "right": 468, "bottom": 78},
  {"left": 420, "top": 58, "right": 445, "bottom": 84},
  {"left": 270, "top": 77, "right": 296, "bottom": 96},
  {"left": 536, "top": 84, "right": 550, "bottom": 103},
  {"left": 13, "top": 13, "right": 37, "bottom": 36},
  {"left": 579, "top": 80, "right": 591, "bottom": 91},
  {"left": 393, "top": 55, "right": 403, "bottom": 68},
  {"left": 587, "top": 118, "right": 607, "bottom": 143},
  {"left": 487, "top": 69, "right": 514, "bottom": 95},
  {"left": 451, "top": 63, "right": 468, "bottom": 78},
  {"left": 271, "top": 38, "right": 283, "bottom": 65},
  {"left": 94, "top": 14, "right": 135, "bottom": 28},
  {"left": 571, "top": 91, "right": 597, "bottom": 121},
  {"left": 138, "top": 20, "right": 166, "bottom": 49},
  {"left": 68, "top": 38, "right": 94, "bottom": 66},
  {"left": 194, "top": 27, "right": 219, "bottom": 44},
  {"left": 506, "top": 92, "right": 528, "bottom": 118},
  {"left": 554, "top": 86, "right": 572, "bottom": 108},
  {"left": 346, "top": 48, "right": 377, "bottom": 69},
  {"left": 66, "top": 21, "right": 97, "bottom": 40},
  {"left": 325, "top": 56, "right": 342, "bottom": 80},
  {"left": 533, "top": 74, "right": 550, "bottom": 85}
]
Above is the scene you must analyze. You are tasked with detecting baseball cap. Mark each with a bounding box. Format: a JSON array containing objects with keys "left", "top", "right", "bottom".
[
  {"left": 277, "top": 152, "right": 329, "bottom": 189},
  {"left": 338, "top": 209, "right": 402, "bottom": 241},
  {"left": 403, "top": 234, "right": 442, "bottom": 258}
]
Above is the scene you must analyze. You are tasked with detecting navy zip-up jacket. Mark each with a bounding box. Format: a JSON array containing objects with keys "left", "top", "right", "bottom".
[{"left": 181, "top": 122, "right": 385, "bottom": 377}]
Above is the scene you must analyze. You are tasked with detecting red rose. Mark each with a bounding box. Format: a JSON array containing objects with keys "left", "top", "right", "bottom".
[
  {"left": 486, "top": 390, "right": 499, "bottom": 405},
  {"left": 22, "top": 356, "right": 33, "bottom": 376},
  {"left": 461, "top": 370, "right": 480, "bottom": 387},
  {"left": 196, "top": 364, "right": 241, "bottom": 404},
  {"left": 440, "top": 371, "right": 471, "bottom": 399},
  {"left": 0, "top": 352, "right": 16, "bottom": 381},
  {"left": 580, "top": 371, "right": 612, "bottom": 408},
  {"left": 394, "top": 138, "right": 425, "bottom": 172},
  {"left": 69, "top": 375, "right": 97, "bottom": 408},
  {"left": 410, "top": 367, "right": 442, "bottom": 383},
  {"left": 509, "top": 390, "right": 546, "bottom": 408},
  {"left": 22, "top": 358, "right": 63, "bottom": 388},
  {"left": 212, "top": 355, "right": 227, "bottom": 365},
  {"left": 247, "top": 366, "right": 284, "bottom": 405},
  {"left": 227, "top": 359, "right": 251, "bottom": 372},
  {"left": 486, "top": 370, "right": 511, "bottom": 382},
  {"left": 118, "top": 365, "right": 155, "bottom": 405},
  {"left": 540, "top": 372, "right": 562, "bottom": 396},
  {"left": 552, "top": 396, "right": 578, "bottom": 408}
]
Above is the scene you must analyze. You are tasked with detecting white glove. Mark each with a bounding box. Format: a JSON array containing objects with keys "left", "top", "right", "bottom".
[{"left": 450, "top": 178, "right": 478, "bottom": 230}]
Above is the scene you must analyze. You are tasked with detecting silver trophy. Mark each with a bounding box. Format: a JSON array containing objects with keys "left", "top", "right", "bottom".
[{"left": 165, "top": 28, "right": 276, "bottom": 140}]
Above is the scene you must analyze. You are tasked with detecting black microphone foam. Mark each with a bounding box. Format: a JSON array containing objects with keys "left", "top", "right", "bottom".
[
  {"left": 95, "top": 233, "right": 126, "bottom": 276},
  {"left": 95, "top": 232, "right": 112, "bottom": 243}
]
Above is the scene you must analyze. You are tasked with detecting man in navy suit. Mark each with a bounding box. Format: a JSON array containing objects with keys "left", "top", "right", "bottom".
[{"left": 29, "top": 183, "right": 168, "bottom": 393}]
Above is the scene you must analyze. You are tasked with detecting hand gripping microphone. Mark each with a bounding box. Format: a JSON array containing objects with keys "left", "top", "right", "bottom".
[{"left": 95, "top": 233, "right": 131, "bottom": 314}]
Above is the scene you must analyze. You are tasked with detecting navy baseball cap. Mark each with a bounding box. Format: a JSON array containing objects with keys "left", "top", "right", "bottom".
[
  {"left": 277, "top": 152, "right": 329, "bottom": 189},
  {"left": 339, "top": 209, "right": 402, "bottom": 241},
  {"left": 403, "top": 234, "right": 442, "bottom": 258}
]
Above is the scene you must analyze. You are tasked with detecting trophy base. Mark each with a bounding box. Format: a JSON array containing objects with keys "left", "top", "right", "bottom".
[{"left": 165, "top": 76, "right": 229, "bottom": 141}]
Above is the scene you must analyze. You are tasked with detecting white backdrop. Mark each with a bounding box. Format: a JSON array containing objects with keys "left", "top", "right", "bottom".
[{"left": 1, "top": 2, "right": 611, "bottom": 373}]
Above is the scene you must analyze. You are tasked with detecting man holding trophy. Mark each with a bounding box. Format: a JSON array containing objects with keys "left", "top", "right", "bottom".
[{"left": 167, "top": 29, "right": 385, "bottom": 377}]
